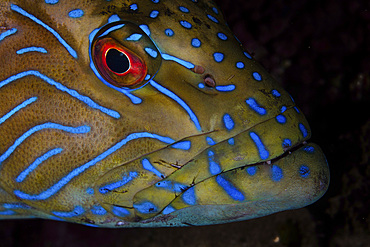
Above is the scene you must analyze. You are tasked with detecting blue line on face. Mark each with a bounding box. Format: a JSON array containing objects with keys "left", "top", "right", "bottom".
[
  {"left": 0, "top": 71, "right": 120, "bottom": 119},
  {"left": 16, "top": 47, "right": 47, "bottom": 54},
  {"left": 16, "top": 148, "right": 63, "bottom": 183},
  {"left": 0, "top": 28, "right": 17, "bottom": 42},
  {"left": 10, "top": 4, "right": 77, "bottom": 58},
  {"left": 52, "top": 206, "right": 84, "bottom": 218},
  {"left": 216, "top": 176, "right": 244, "bottom": 201},
  {"left": 0, "top": 123, "right": 89, "bottom": 166},
  {"left": 99, "top": 172, "right": 138, "bottom": 194},
  {"left": 13, "top": 132, "right": 181, "bottom": 200},
  {"left": 142, "top": 158, "right": 164, "bottom": 178},
  {"left": 161, "top": 54, "right": 195, "bottom": 69},
  {"left": 0, "top": 97, "right": 37, "bottom": 125},
  {"left": 249, "top": 132, "right": 269, "bottom": 160},
  {"left": 150, "top": 80, "right": 201, "bottom": 131}
]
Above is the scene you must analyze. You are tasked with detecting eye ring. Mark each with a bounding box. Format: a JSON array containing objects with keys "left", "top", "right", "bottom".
[{"left": 93, "top": 37, "right": 147, "bottom": 89}]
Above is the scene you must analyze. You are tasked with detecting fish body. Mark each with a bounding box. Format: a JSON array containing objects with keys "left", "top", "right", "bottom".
[{"left": 0, "top": 0, "right": 329, "bottom": 227}]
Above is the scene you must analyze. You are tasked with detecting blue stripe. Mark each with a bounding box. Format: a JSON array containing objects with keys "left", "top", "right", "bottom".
[
  {"left": 16, "top": 47, "right": 47, "bottom": 54},
  {"left": 16, "top": 148, "right": 63, "bottom": 183},
  {"left": 98, "top": 24, "right": 125, "bottom": 38},
  {"left": 216, "top": 176, "right": 244, "bottom": 201},
  {"left": 0, "top": 28, "right": 17, "bottom": 42},
  {"left": 249, "top": 132, "right": 269, "bottom": 160},
  {"left": 0, "top": 124, "right": 89, "bottom": 166},
  {"left": 0, "top": 70, "right": 120, "bottom": 119},
  {"left": 142, "top": 159, "right": 163, "bottom": 178},
  {"left": 13, "top": 132, "right": 179, "bottom": 200},
  {"left": 0, "top": 210, "right": 15, "bottom": 215},
  {"left": 215, "top": 85, "right": 235, "bottom": 92},
  {"left": 161, "top": 54, "right": 195, "bottom": 69},
  {"left": 10, "top": 4, "right": 77, "bottom": 58},
  {"left": 99, "top": 171, "right": 138, "bottom": 194},
  {"left": 150, "top": 80, "right": 201, "bottom": 131},
  {"left": 52, "top": 205, "right": 84, "bottom": 217},
  {"left": 0, "top": 97, "right": 37, "bottom": 125}
]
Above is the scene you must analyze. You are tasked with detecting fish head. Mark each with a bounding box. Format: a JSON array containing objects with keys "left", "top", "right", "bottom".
[{"left": 0, "top": 0, "right": 329, "bottom": 227}]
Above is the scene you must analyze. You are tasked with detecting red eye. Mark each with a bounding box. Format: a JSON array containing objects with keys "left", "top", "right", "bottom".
[{"left": 93, "top": 37, "right": 147, "bottom": 89}]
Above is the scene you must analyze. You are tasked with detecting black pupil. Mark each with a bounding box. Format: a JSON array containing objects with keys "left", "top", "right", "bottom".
[{"left": 106, "top": 49, "right": 130, "bottom": 74}]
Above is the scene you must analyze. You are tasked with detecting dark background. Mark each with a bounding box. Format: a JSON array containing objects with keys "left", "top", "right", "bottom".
[{"left": 1, "top": 0, "right": 369, "bottom": 246}]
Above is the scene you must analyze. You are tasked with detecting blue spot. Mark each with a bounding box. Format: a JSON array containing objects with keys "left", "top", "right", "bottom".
[
  {"left": 207, "top": 14, "right": 219, "bottom": 23},
  {"left": 165, "top": 29, "right": 174, "bottom": 37},
  {"left": 145, "top": 47, "right": 158, "bottom": 58},
  {"left": 142, "top": 159, "right": 163, "bottom": 178},
  {"left": 215, "top": 85, "right": 235, "bottom": 92},
  {"left": 171, "top": 141, "right": 191, "bottom": 150},
  {"left": 10, "top": 5, "right": 77, "bottom": 58},
  {"left": 112, "top": 206, "right": 130, "bottom": 217},
  {"left": 272, "top": 89, "right": 281, "bottom": 97},
  {"left": 249, "top": 132, "right": 269, "bottom": 160},
  {"left": 91, "top": 206, "right": 107, "bottom": 215},
  {"left": 126, "top": 33, "right": 142, "bottom": 41},
  {"left": 213, "top": 52, "right": 224, "bottom": 62},
  {"left": 16, "top": 148, "right": 63, "bottom": 183},
  {"left": 68, "top": 9, "right": 84, "bottom": 18},
  {"left": 155, "top": 181, "right": 188, "bottom": 193},
  {"left": 244, "top": 51, "right": 252, "bottom": 59},
  {"left": 271, "top": 165, "right": 283, "bottom": 182},
  {"left": 206, "top": 137, "right": 216, "bottom": 145},
  {"left": 99, "top": 172, "right": 138, "bottom": 194},
  {"left": 16, "top": 47, "right": 47, "bottom": 54},
  {"left": 139, "top": 24, "right": 150, "bottom": 36},
  {"left": 162, "top": 206, "right": 176, "bottom": 215},
  {"left": 150, "top": 10, "right": 159, "bottom": 18},
  {"left": 208, "top": 150, "right": 221, "bottom": 175},
  {"left": 45, "top": 0, "right": 58, "bottom": 4},
  {"left": 281, "top": 106, "right": 287, "bottom": 113},
  {"left": 0, "top": 28, "right": 17, "bottom": 42},
  {"left": 246, "top": 167, "right": 257, "bottom": 176},
  {"left": 236, "top": 62, "right": 245, "bottom": 69},
  {"left": 182, "top": 187, "right": 196, "bottom": 205},
  {"left": 129, "top": 4, "right": 138, "bottom": 11},
  {"left": 0, "top": 97, "right": 37, "bottom": 125},
  {"left": 179, "top": 6, "right": 189, "bottom": 13},
  {"left": 133, "top": 202, "right": 157, "bottom": 214},
  {"left": 53, "top": 206, "right": 84, "bottom": 218},
  {"left": 0, "top": 71, "right": 120, "bottom": 118},
  {"left": 223, "top": 114, "right": 235, "bottom": 130},
  {"left": 108, "top": 14, "right": 120, "bottom": 23},
  {"left": 217, "top": 32, "right": 227, "bottom": 40},
  {"left": 294, "top": 107, "right": 300, "bottom": 113},
  {"left": 299, "top": 123, "right": 308, "bottom": 138},
  {"left": 304, "top": 146, "right": 315, "bottom": 153},
  {"left": 161, "top": 54, "right": 194, "bottom": 69},
  {"left": 191, "top": 38, "right": 201, "bottom": 48},
  {"left": 86, "top": 188, "right": 94, "bottom": 195},
  {"left": 228, "top": 138, "right": 235, "bottom": 145},
  {"left": 282, "top": 139, "right": 292, "bottom": 148},
  {"left": 152, "top": 0, "right": 159, "bottom": 3},
  {"left": 276, "top": 115, "right": 287, "bottom": 124},
  {"left": 216, "top": 176, "right": 244, "bottom": 201},
  {"left": 180, "top": 20, "right": 192, "bottom": 29},
  {"left": 246, "top": 98, "right": 267, "bottom": 115},
  {"left": 252, "top": 72, "right": 262, "bottom": 81},
  {"left": 198, "top": 83, "right": 205, "bottom": 89},
  {"left": 299, "top": 165, "right": 310, "bottom": 178},
  {"left": 212, "top": 7, "right": 219, "bottom": 14},
  {"left": 145, "top": 74, "right": 151, "bottom": 80}
]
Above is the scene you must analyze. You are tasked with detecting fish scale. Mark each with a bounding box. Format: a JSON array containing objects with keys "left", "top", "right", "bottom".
[{"left": 0, "top": 0, "right": 329, "bottom": 227}]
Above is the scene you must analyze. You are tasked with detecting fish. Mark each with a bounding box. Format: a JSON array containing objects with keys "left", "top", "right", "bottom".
[{"left": 0, "top": 0, "right": 329, "bottom": 227}]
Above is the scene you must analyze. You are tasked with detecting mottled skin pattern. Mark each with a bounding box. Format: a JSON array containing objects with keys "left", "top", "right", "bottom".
[{"left": 0, "top": 0, "right": 329, "bottom": 227}]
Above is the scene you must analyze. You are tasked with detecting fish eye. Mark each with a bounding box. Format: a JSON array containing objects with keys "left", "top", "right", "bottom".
[{"left": 91, "top": 21, "right": 162, "bottom": 89}]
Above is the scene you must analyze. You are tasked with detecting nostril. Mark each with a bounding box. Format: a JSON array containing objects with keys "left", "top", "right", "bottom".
[{"left": 204, "top": 74, "right": 216, "bottom": 87}]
